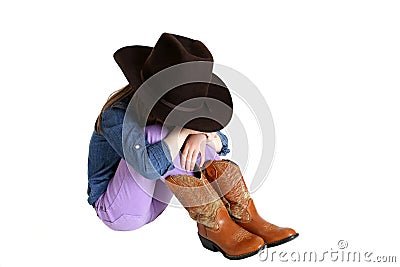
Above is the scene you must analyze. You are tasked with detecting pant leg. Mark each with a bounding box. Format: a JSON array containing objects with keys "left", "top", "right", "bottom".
[
  {"left": 94, "top": 124, "right": 168, "bottom": 231},
  {"left": 95, "top": 124, "right": 221, "bottom": 231},
  {"left": 94, "top": 159, "right": 158, "bottom": 231}
]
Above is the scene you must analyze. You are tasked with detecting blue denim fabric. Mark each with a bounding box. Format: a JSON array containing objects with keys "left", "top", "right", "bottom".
[
  {"left": 215, "top": 131, "right": 230, "bottom": 156},
  {"left": 87, "top": 98, "right": 231, "bottom": 205}
]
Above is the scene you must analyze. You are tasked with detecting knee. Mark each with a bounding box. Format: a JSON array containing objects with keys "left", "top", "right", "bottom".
[
  {"left": 148, "top": 199, "right": 169, "bottom": 223},
  {"left": 203, "top": 144, "right": 221, "bottom": 162},
  {"left": 145, "top": 124, "right": 169, "bottom": 144}
]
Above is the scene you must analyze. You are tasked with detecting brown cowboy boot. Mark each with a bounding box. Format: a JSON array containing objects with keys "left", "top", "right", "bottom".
[
  {"left": 165, "top": 173, "right": 265, "bottom": 260},
  {"left": 202, "top": 159, "right": 299, "bottom": 247}
]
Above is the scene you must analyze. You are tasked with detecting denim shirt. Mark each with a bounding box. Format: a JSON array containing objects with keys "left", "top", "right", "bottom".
[{"left": 87, "top": 97, "right": 230, "bottom": 205}]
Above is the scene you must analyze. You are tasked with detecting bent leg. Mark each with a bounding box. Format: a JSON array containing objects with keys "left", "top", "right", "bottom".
[
  {"left": 95, "top": 124, "right": 223, "bottom": 230},
  {"left": 146, "top": 124, "right": 222, "bottom": 222},
  {"left": 94, "top": 125, "right": 172, "bottom": 230},
  {"left": 95, "top": 159, "right": 158, "bottom": 231}
]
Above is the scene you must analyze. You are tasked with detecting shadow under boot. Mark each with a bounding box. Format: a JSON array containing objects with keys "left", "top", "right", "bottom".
[
  {"left": 202, "top": 159, "right": 299, "bottom": 248},
  {"left": 165, "top": 173, "right": 265, "bottom": 260}
]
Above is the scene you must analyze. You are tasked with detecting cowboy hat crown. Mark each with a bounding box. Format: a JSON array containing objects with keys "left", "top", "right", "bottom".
[{"left": 113, "top": 33, "right": 233, "bottom": 132}]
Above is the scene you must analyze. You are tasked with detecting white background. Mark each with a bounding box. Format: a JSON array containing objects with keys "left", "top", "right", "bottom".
[{"left": 1, "top": 0, "right": 399, "bottom": 266}]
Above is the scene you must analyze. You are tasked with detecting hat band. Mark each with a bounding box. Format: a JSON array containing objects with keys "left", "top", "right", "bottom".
[
  {"left": 141, "top": 69, "right": 210, "bottom": 113},
  {"left": 159, "top": 98, "right": 208, "bottom": 112}
]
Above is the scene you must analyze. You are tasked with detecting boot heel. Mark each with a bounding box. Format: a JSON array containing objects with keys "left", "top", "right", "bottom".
[{"left": 198, "top": 234, "right": 218, "bottom": 252}]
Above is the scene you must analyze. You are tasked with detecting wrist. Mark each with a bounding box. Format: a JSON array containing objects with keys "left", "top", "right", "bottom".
[
  {"left": 178, "top": 129, "right": 190, "bottom": 142},
  {"left": 201, "top": 133, "right": 209, "bottom": 141}
]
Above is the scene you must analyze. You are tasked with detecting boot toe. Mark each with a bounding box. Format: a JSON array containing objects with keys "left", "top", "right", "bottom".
[
  {"left": 284, "top": 227, "right": 298, "bottom": 237},
  {"left": 266, "top": 227, "right": 299, "bottom": 248},
  {"left": 228, "top": 234, "right": 265, "bottom": 260},
  {"left": 237, "top": 234, "right": 265, "bottom": 254}
]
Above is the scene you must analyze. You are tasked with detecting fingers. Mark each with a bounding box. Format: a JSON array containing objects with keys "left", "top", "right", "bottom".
[
  {"left": 184, "top": 149, "right": 192, "bottom": 171},
  {"left": 181, "top": 146, "right": 197, "bottom": 172},
  {"left": 180, "top": 146, "right": 188, "bottom": 170},
  {"left": 199, "top": 149, "right": 205, "bottom": 168},
  {"left": 180, "top": 133, "right": 208, "bottom": 171},
  {"left": 186, "top": 149, "right": 199, "bottom": 172}
]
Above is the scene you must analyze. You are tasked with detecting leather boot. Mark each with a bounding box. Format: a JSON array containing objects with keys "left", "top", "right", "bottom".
[
  {"left": 165, "top": 173, "right": 265, "bottom": 260},
  {"left": 202, "top": 159, "right": 299, "bottom": 247}
]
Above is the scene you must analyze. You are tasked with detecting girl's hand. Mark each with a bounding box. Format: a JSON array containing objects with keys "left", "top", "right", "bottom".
[
  {"left": 204, "top": 132, "right": 218, "bottom": 140},
  {"left": 181, "top": 134, "right": 207, "bottom": 172}
]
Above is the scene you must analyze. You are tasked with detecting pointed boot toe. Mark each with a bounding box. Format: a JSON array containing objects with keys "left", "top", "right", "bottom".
[
  {"left": 197, "top": 207, "right": 265, "bottom": 260},
  {"left": 235, "top": 199, "right": 299, "bottom": 247}
]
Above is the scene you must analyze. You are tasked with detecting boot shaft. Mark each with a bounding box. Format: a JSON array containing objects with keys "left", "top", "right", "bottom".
[
  {"left": 202, "top": 159, "right": 251, "bottom": 221},
  {"left": 165, "top": 174, "right": 225, "bottom": 230}
]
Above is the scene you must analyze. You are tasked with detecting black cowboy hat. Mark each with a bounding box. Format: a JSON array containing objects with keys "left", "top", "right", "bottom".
[{"left": 113, "top": 33, "right": 233, "bottom": 132}]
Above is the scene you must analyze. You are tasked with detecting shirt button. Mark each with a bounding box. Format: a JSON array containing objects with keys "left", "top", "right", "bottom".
[{"left": 134, "top": 144, "right": 140, "bottom": 149}]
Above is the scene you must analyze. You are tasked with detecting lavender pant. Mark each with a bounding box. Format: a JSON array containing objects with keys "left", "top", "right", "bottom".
[{"left": 94, "top": 124, "right": 221, "bottom": 231}]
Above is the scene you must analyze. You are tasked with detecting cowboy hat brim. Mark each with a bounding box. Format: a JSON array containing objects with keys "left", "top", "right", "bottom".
[{"left": 114, "top": 45, "right": 233, "bottom": 132}]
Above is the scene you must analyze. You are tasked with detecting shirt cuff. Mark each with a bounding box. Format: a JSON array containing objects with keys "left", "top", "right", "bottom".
[
  {"left": 215, "top": 131, "right": 230, "bottom": 156},
  {"left": 145, "top": 139, "right": 175, "bottom": 176}
]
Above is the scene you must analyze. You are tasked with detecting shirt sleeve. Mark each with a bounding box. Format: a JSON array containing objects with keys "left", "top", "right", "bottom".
[
  {"left": 101, "top": 107, "right": 174, "bottom": 179},
  {"left": 215, "top": 131, "right": 231, "bottom": 156}
]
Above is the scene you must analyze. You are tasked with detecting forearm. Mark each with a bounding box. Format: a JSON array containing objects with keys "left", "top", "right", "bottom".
[{"left": 163, "top": 127, "right": 190, "bottom": 160}]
